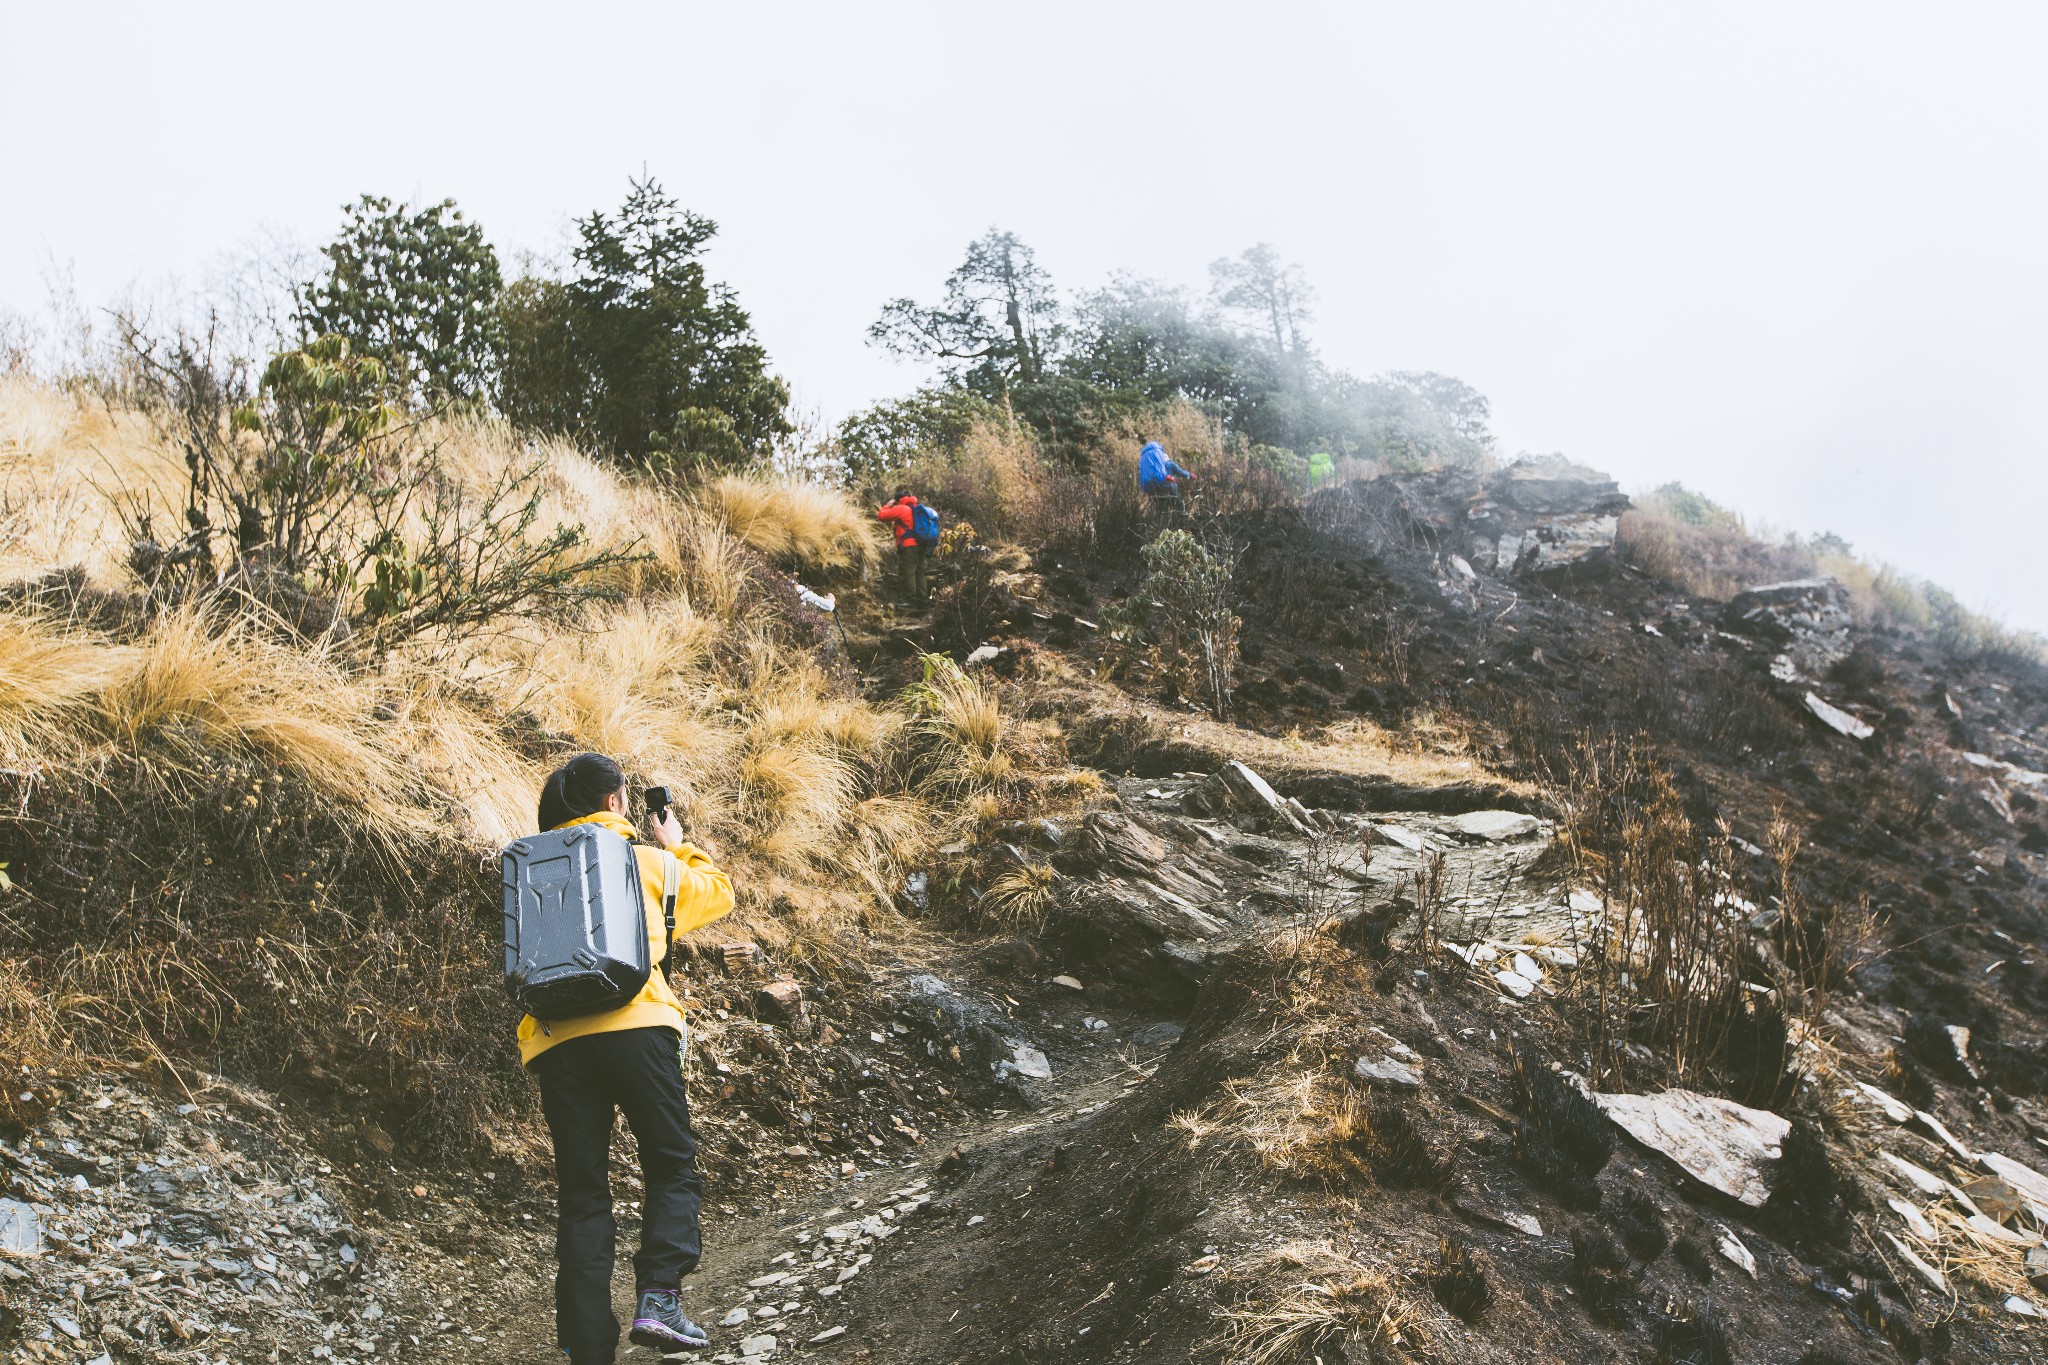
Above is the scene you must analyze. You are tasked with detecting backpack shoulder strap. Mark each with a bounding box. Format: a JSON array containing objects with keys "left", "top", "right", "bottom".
[{"left": 658, "top": 849, "right": 683, "bottom": 966}]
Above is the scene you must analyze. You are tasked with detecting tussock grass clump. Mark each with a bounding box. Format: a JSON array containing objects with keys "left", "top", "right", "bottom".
[
  {"left": 1509, "top": 1046, "right": 1613, "bottom": 1210},
  {"left": 702, "top": 473, "right": 883, "bottom": 577},
  {"left": 1190, "top": 1068, "right": 1460, "bottom": 1197},
  {"left": 1348, "top": 1097, "right": 1459, "bottom": 1194},
  {"left": 1218, "top": 1241, "right": 1425, "bottom": 1365},
  {"left": 0, "top": 613, "right": 125, "bottom": 764},
  {"left": 1672, "top": 1233, "right": 1714, "bottom": 1283},
  {"left": 1569, "top": 1224, "right": 1637, "bottom": 1324},
  {"left": 101, "top": 610, "right": 431, "bottom": 844},
  {"left": 1424, "top": 1237, "right": 1491, "bottom": 1322},
  {"left": 1611, "top": 1188, "right": 1669, "bottom": 1260},
  {"left": 1649, "top": 1301, "right": 1734, "bottom": 1365},
  {"left": 1759, "top": 1118, "right": 1852, "bottom": 1247},
  {"left": 904, "top": 653, "right": 1014, "bottom": 800},
  {"left": 978, "top": 863, "right": 1060, "bottom": 930}
]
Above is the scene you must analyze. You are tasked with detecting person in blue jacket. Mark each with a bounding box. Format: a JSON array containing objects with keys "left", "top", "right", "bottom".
[{"left": 1137, "top": 441, "right": 1195, "bottom": 517}]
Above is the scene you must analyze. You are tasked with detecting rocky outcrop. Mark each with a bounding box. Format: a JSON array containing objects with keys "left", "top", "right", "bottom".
[
  {"left": 0, "top": 1075, "right": 419, "bottom": 1364},
  {"left": 1467, "top": 455, "right": 1631, "bottom": 575},
  {"left": 1181, "top": 759, "right": 1324, "bottom": 834},
  {"left": 1724, "top": 578, "right": 1853, "bottom": 680},
  {"left": 1054, "top": 811, "right": 1247, "bottom": 989}
]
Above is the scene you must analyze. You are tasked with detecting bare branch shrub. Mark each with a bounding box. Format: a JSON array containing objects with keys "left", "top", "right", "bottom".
[
  {"left": 353, "top": 455, "right": 647, "bottom": 653},
  {"left": 1552, "top": 734, "right": 1755, "bottom": 1090}
]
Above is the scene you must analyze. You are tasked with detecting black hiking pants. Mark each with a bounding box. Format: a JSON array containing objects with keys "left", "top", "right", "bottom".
[
  {"left": 531, "top": 1025, "right": 703, "bottom": 1364},
  {"left": 1143, "top": 483, "right": 1185, "bottom": 525}
]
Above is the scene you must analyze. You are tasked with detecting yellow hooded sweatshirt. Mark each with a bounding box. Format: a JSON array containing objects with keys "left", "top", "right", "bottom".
[{"left": 516, "top": 810, "right": 735, "bottom": 1067}]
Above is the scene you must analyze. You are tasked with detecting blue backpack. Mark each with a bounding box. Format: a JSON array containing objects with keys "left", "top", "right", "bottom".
[{"left": 910, "top": 501, "right": 941, "bottom": 546}]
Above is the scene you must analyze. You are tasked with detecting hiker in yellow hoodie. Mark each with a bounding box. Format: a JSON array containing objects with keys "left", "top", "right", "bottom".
[{"left": 521, "top": 753, "right": 733, "bottom": 1362}]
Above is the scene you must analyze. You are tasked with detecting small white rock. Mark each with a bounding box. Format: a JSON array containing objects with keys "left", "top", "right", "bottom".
[
  {"left": 1353, "top": 1055, "right": 1423, "bottom": 1089},
  {"left": 1494, "top": 968, "right": 1535, "bottom": 999},
  {"left": 1716, "top": 1226, "right": 1757, "bottom": 1279},
  {"left": 722, "top": 1307, "right": 751, "bottom": 1327}
]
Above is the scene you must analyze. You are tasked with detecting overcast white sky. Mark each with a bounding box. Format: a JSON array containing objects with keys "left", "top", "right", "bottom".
[{"left": 6, "top": 3, "right": 2045, "bottom": 629}]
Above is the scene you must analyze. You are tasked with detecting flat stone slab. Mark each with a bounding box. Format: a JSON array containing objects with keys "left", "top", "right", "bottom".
[
  {"left": 1353, "top": 1055, "right": 1423, "bottom": 1089},
  {"left": 1448, "top": 810, "right": 1540, "bottom": 841},
  {"left": 0, "top": 1198, "right": 39, "bottom": 1255},
  {"left": 1978, "top": 1152, "right": 2048, "bottom": 1222},
  {"left": 998, "top": 1042, "right": 1052, "bottom": 1082},
  {"left": 1803, "top": 692, "right": 1874, "bottom": 740},
  {"left": 1594, "top": 1088, "right": 1791, "bottom": 1207}
]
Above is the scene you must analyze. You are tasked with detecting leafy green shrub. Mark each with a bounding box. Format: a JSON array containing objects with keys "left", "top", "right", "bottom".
[
  {"left": 836, "top": 386, "right": 999, "bottom": 487},
  {"left": 1105, "top": 528, "right": 1240, "bottom": 718},
  {"left": 125, "top": 330, "right": 633, "bottom": 650},
  {"left": 297, "top": 195, "right": 503, "bottom": 407},
  {"left": 497, "top": 177, "right": 790, "bottom": 471}
]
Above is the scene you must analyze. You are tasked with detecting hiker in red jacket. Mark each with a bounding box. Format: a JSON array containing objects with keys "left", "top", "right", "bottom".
[{"left": 876, "top": 489, "right": 932, "bottom": 604}]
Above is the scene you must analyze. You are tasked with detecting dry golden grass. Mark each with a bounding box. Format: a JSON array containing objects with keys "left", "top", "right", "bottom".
[
  {"left": 701, "top": 473, "right": 884, "bottom": 577},
  {"left": 0, "top": 376, "right": 188, "bottom": 584},
  {"left": 0, "top": 612, "right": 127, "bottom": 765},
  {"left": 1059, "top": 672, "right": 1530, "bottom": 795},
  {"left": 97, "top": 609, "right": 428, "bottom": 835},
  {"left": 0, "top": 601, "right": 453, "bottom": 847},
  {"left": 979, "top": 862, "right": 1060, "bottom": 929},
  {"left": 0, "top": 376, "right": 1103, "bottom": 1162},
  {"left": 907, "top": 655, "right": 1020, "bottom": 803},
  {"left": 881, "top": 397, "right": 1255, "bottom": 553},
  {"left": 0, "top": 379, "right": 1003, "bottom": 959},
  {"left": 0, "top": 958, "right": 81, "bottom": 1129},
  {"left": 443, "top": 421, "right": 692, "bottom": 596},
  {"left": 1217, "top": 1241, "right": 1427, "bottom": 1365},
  {"left": 1615, "top": 507, "right": 1811, "bottom": 603},
  {"left": 1620, "top": 496, "right": 2042, "bottom": 659}
]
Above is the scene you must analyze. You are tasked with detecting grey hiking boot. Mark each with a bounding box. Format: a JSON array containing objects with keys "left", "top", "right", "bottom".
[{"left": 628, "top": 1288, "right": 708, "bottom": 1352}]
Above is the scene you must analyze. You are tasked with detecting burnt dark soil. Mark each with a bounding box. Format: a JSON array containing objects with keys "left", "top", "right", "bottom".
[
  {"left": 1039, "top": 474, "right": 2048, "bottom": 1113},
  {"left": 841, "top": 470, "right": 2048, "bottom": 1361}
]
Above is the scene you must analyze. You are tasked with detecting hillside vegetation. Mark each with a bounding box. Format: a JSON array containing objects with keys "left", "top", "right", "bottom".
[
  {"left": 0, "top": 373, "right": 1042, "bottom": 1153},
  {"left": 7, "top": 184, "right": 2048, "bottom": 1365}
]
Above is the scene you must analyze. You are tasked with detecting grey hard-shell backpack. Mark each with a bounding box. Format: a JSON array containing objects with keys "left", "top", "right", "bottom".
[{"left": 502, "top": 823, "right": 682, "bottom": 1022}]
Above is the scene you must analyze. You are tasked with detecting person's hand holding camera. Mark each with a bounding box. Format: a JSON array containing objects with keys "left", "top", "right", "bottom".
[
  {"left": 647, "top": 806, "right": 684, "bottom": 848},
  {"left": 642, "top": 785, "right": 685, "bottom": 849}
]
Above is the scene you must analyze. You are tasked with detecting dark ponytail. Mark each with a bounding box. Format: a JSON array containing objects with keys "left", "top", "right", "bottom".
[{"left": 538, "top": 753, "right": 628, "bottom": 832}]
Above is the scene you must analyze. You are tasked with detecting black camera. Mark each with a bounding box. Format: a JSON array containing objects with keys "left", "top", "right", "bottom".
[{"left": 643, "top": 785, "right": 673, "bottom": 821}]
